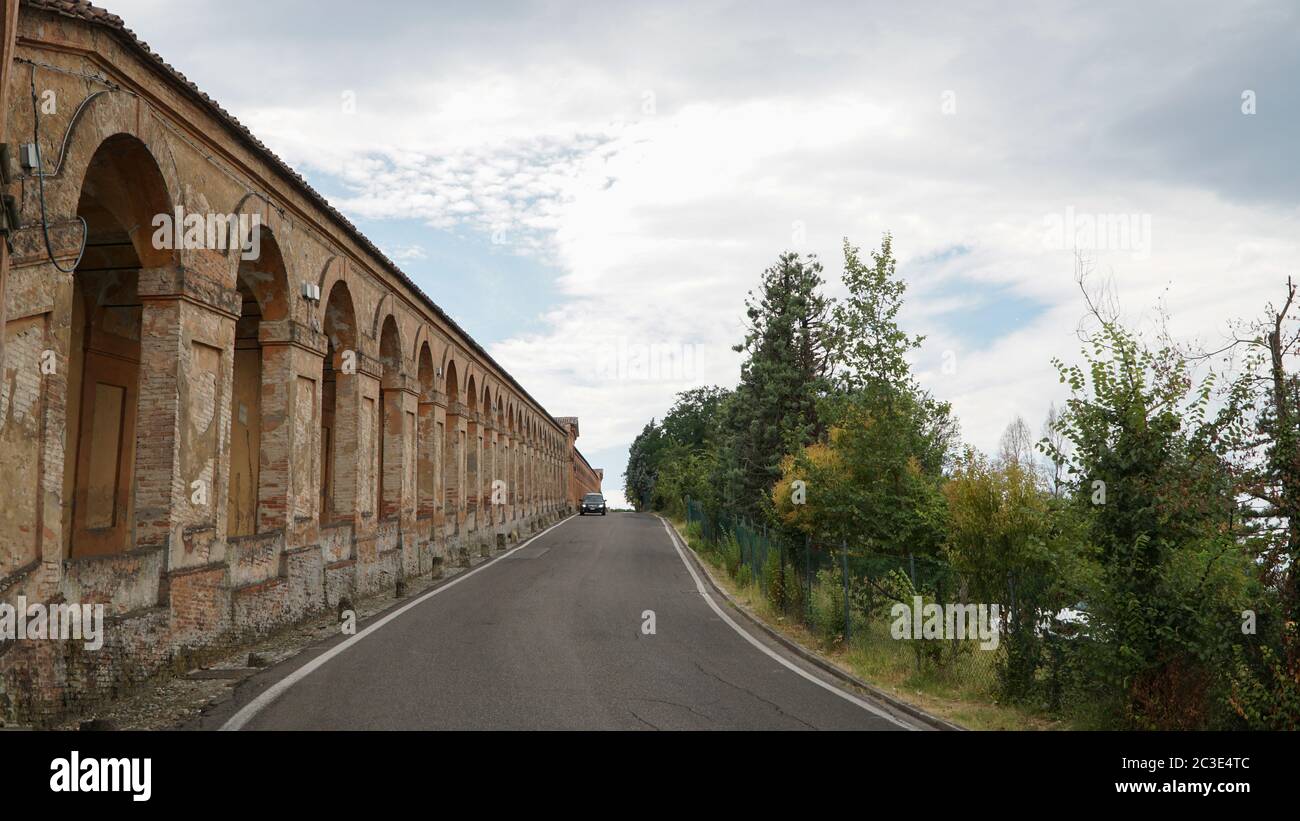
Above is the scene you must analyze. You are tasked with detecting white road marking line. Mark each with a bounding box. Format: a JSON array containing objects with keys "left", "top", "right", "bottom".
[
  {"left": 220, "top": 515, "right": 576, "bottom": 731},
  {"left": 658, "top": 517, "right": 917, "bottom": 730}
]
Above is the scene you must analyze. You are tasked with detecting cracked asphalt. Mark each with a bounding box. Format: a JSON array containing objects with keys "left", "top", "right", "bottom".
[{"left": 215, "top": 512, "right": 915, "bottom": 730}]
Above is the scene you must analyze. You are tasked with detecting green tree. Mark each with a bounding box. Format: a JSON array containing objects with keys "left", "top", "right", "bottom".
[
  {"left": 721, "top": 251, "right": 835, "bottom": 519},
  {"left": 624, "top": 387, "right": 731, "bottom": 515},
  {"left": 660, "top": 387, "right": 729, "bottom": 451},
  {"left": 942, "top": 441, "right": 1092, "bottom": 702},
  {"left": 830, "top": 234, "right": 922, "bottom": 394},
  {"left": 773, "top": 235, "right": 956, "bottom": 550},
  {"left": 1214, "top": 278, "right": 1300, "bottom": 727},
  {"left": 623, "top": 420, "right": 666, "bottom": 510},
  {"left": 775, "top": 394, "right": 949, "bottom": 558},
  {"left": 1045, "top": 280, "right": 1254, "bottom": 728}
]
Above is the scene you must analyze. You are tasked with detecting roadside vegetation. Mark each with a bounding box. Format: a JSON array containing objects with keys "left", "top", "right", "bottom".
[
  {"left": 673, "top": 516, "right": 1061, "bottom": 729},
  {"left": 629, "top": 236, "right": 1300, "bottom": 730}
]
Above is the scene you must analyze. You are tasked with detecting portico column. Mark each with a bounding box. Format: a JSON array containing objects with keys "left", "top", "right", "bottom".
[
  {"left": 256, "top": 318, "right": 327, "bottom": 542},
  {"left": 133, "top": 263, "right": 240, "bottom": 569},
  {"left": 508, "top": 432, "right": 517, "bottom": 524},
  {"left": 417, "top": 388, "right": 442, "bottom": 537}
]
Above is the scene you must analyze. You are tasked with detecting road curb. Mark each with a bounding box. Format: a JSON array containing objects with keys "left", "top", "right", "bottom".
[{"left": 661, "top": 515, "right": 966, "bottom": 732}]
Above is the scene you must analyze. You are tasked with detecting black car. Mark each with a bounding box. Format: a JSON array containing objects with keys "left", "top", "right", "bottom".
[{"left": 580, "top": 492, "right": 606, "bottom": 515}]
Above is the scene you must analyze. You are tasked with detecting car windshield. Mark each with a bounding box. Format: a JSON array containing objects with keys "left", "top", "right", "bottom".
[{"left": 584, "top": 494, "right": 603, "bottom": 503}]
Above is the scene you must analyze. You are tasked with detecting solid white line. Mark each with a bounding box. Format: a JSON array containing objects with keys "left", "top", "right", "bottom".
[
  {"left": 658, "top": 517, "right": 916, "bottom": 730},
  {"left": 220, "top": 515, "right": 576, "bottom": 731}
]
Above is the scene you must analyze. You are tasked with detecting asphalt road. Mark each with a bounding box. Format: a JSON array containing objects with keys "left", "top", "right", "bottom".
[{"left": 215, "top": 512, "right": 919, "bottom": 730}]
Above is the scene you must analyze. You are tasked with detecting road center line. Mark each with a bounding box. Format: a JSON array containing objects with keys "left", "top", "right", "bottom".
[
  {"left": 220, "top": 515, "right": 576, "bottom": 731},
  {"left": 658, "top": 517, "right": 917, "bottom": 730}
]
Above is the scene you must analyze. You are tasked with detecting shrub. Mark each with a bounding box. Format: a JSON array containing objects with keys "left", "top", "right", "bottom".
[
  {"left": 1227, "top": 643, "right": 1300, "bottom": 730},
  {"left": 764, "top": 548, "right": 788, "bottom": 611},
  {"left": 811, "top": 564, "right": 847, "bottom": 644},
  {"left": 736, "top": 564, "right": 753, "bottom": 589},
  {"left": 722, "top": 533, "right": 742, "bottom": 577}
]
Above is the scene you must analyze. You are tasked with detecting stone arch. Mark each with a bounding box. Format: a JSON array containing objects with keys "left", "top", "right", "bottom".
[
  {"left": 223, "top": 195, "right": 298, "bottom": 302},
  {"left": 481, "top": 382, "right": 496, "bottom": 523},
  {"left": 416, "top": 341, "right": 438, "bottom": 519},
  {"left": 228, "top": 223, "right": 291, "bottom": 536},
  {"left": 64, "top": 133, "right": 176, "bottom": 557},
  {"left": 378, "top": 314, "right": 406, "bottom": 518},
  {"left": 526, "top": 416, "right": 535, "bottom": 511},
  {"left": 48, "top": 90, "right": 185, "bottom": 258},
  {"left": 465, "top": 374, "right": 480, "bottom": 524},
  {"left": 316, "top": 257, "right": 348, "bottom": 327},
  {"left": 320, "top": 279, "right": 359, "bottom": 521},
  {"left": 371, "top": 290, "right": 398, "bottom": 343},
  {"left": 441, "top": 357, "right": 458, "bottom": 404},
  {"left": 316, "top": 255, "right": 340, "bottom": 290},
  {"left": 441, "top": 350, "right": 463, "bottom": 403},
  {"left": 442, "top": 358, "right": 461, "bottom": 530},
  {"left": 411, "top": 324, "right": 435, "bottom": 370},
  {"left": 378, "top": 314, "right": 404, "bottom": 381},
  {"left": 416, "top": 341, "right": 436, "bottom": 401}
]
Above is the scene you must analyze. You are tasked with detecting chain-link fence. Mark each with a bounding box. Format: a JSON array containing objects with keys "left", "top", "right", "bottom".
[{"left": 683, "top": 497, "right": 1002, "bottom": 698}]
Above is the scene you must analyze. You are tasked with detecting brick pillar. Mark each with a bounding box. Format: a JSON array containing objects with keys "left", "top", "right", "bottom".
[
  {"left": 496, "top": 429, "right": 505, "bottom": 526},
  {"left": 442, "top": 402, "right": 460, "bottom": 538},
  {"left": 380, "top": 373, "right": 417, "bottom": 521},
  {"left": 479, "top": 417, "right": 488, "bottom": 529},
  {"left": 133, "top": 264, "right": 240, "bottom": 570},
  {"left": 475, "top": 415, "right": 484, "bottom": 533},
  {"left": 431, "top": 393, "right": 446, "bottom": 541},
  {"left": 466, "top": 411, "right": 479, "bottom": 533},
  {"left": 256, "top": 319, "right": 327, "bottom": 539},
  {"left": 355, "top": 356, "right": 381, "bottom": 525},
  {"left": 453, "top": 406, "right": 467, "bottom": 535},
  {"left": 521, "top": 441, "right": 529, "bottom": 519},
  {"left": 528, "top": 442, "right": 536, "bottom": 517},
  {"left": 507, "top": 432, "right": 517, "bottom": 524},
  {"left": 417, "top": 390, "right": 440, "bottom": 521},
  {"left": 326, "top": 352, "right": 360, "bottom": 521},
  {"left": 483, "top": 420, "right": 496, "bottom": 529}
]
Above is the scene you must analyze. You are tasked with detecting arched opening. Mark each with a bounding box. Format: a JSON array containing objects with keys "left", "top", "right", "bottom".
[
  {"left": 321, "top": 280, "right": 357, "bottom": 521},
  {"left": 506, "top": 405, "right": 517, "bottom": 519},
  {"left": 63, "top": 134, "right": 173, "bottom": 558},
  {"left": 377, "top": 315, "right": 404, "bottom": 519},
  {"left": 514, "top": 409, "right": 523, "bottom": 518},
  {"left": 496, "top": 395, "right": 507, "bottom": 524},
  {"left": 442, "top": 360, "right": 460, "bottom": 534},
  {"left": 228, "top": 226, "right": 289, "bottom": 537},
  {"left": 523, "top": 417, "right": 531, "bottom": 515},
  {"left": 482, "top": 384, "right": 494, "bottom": 525},
  {"left": 465, "top": 375, "right": 478, "bottom": 529},
  {"left": 416, "top": 343, "right": 437, "bottom": 521}
]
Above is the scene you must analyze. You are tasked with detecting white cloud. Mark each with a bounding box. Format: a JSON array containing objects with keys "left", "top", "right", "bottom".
[{"left": 102, "top": 0, "right": 1300, "bottom": 504}]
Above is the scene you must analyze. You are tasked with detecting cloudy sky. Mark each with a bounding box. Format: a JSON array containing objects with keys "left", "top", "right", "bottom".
[{"left": 106, "top": 0, "right": 1300, "bottom": 503}]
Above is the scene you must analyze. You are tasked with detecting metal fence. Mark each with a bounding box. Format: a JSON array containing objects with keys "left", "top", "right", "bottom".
[{"left": 683, "top": 496, "right": 1001, "bottom": 697}]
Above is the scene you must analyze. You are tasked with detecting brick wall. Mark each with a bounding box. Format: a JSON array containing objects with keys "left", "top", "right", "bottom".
[{"left": 0, "top": 1, "right": 598, "bottom": 727}]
